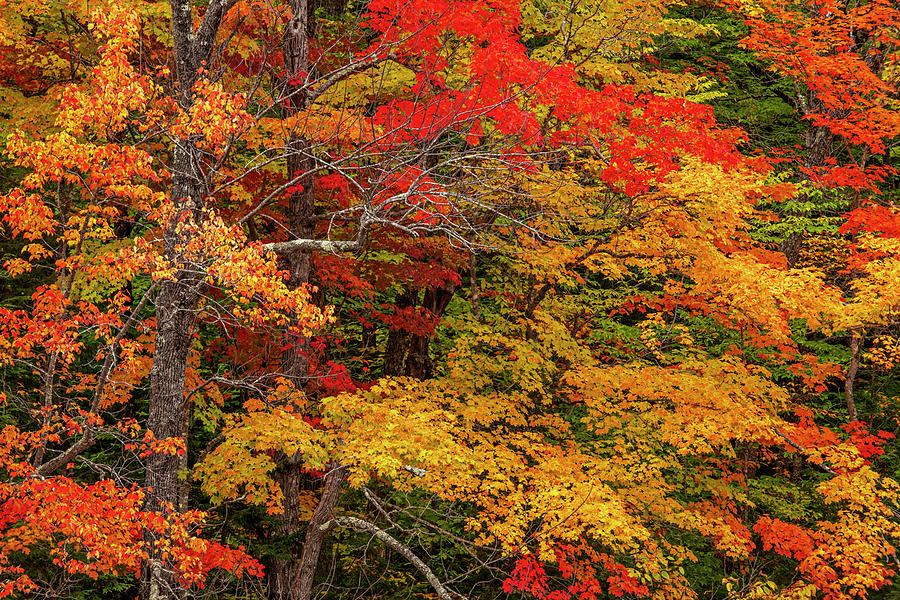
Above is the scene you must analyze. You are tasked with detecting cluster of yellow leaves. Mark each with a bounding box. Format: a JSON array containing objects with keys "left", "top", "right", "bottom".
[
  {"left": 2, "top": 0, "right": 899, "bottom": 598},
  {"left": 865, "top": 335, "right": 900, "bottom": 371},
  {"left": 602, "top": 159, "right": 842, "bottom": 341},
  {"left": 568, "top": 359, "right": 785, "bottom": 455},
  {"left": 310, "top": 369, "right": 777, "bottom": 599},
  {"left": 196, "top": 398, "right": 330, "bottom": 513},
  {"left": 381, "top": 134, "right": 895, "bottom": 597},
  {"left": 519, "top": 0, "right": 717, "bottom": 95},
  {"left": 637, "top": 312, "right": 694, "bottom": 360},
  {"left": 841, "top": 235, "right": 900, "bottom": 328},
  {"left": 144, "top": 205, "right": 332, "bottom": 333}
]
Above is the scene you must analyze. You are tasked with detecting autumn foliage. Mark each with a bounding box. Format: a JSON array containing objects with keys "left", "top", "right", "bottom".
[{"left": 0, "top": 0, "right": 899, "bottom": 599}]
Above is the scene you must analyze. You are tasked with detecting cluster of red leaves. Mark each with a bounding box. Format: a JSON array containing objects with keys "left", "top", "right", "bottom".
[
  {"left": 502, "top": 545, "right": 649, "bottom": 600},
  {"left": 754, "top": 517, "right": 815, "bottom": 561},
  {"left": 841, "top": 421, "right": 895, "bottom": 460},
  {"left": 0, "top": 423, "right": 263, "bottom": 596},
  {"left": 840, "top": 205, "right": 900, "bottom": 238}
]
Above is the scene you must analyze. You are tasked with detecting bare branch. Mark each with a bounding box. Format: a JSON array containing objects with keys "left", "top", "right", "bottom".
[
  {"left": 321, "top": 515, "right": 466, "bottom": 600},
  {"left": 773, "top": 429, "right": 838, "bottom": 476},
  {"left": 263, "top": 214, "right": 374, "bottom": 254},
  {"left": 35, "top": 282, "right": 158, "bottom": 477}
]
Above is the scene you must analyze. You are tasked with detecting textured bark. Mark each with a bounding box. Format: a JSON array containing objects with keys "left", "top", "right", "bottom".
[
  {"left": 296, "top": 465, "right": 347, "bottom": 600},
  {"left": 778, "top": 232, "right": 804, "bottom": 267},
  {"left": 266, "top": 2, "right": 334, "bottom": 598},
  {"left": 404, "top": 331, "right": 434, "bottom": 379},
  {"left": 280, "top": 146, "right": 316, "bottom": 377},
  {"left": 845, "top": 334, "right": 862, "bottom": 423},
  {"left": 382, "top": 288, "right": 418, "bottom": 377},
  {"left": 142, "top": 142, "right": 206, "bottom": 600},
  {"left": 804, "top": 124, "right": 831, "bottom": 168},
  {"left": 739, "top": 443, "right": 758, "bottom": 481},
  {"left": 141, "top": 2, "right": 235, "bottom": 597},
  {"left": 268, "top": 456, "right": 306, "bottom": 600},
  {"left": 280, "top": 0, "right": 314, "bottom": 379}
]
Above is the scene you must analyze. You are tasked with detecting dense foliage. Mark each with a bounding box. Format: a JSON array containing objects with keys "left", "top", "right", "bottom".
[{"left": 1, "top": 0, "right": 899, "bottom": 599}]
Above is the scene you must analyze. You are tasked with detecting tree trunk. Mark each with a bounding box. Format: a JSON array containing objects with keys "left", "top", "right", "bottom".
[
  {"left": 383, "top": 283, "right": 457, "bottom": 379},
  {"left": 404, "top": 284, "right": 456, "bottom": 379},
  {"left": 142, "top": 0, "right": 235, "bottom": 596},
  {"left": 268, "top": 456, "right": 306, "bottom": 600},
  {"left": 266, "top": 2, "right": 343, "bottom": 598},
  {"left": 845, "top": 333, "right": 862, "bottom": 423},
  {"left": 280, "top": 1, "right": 314, "bottom": 379},
  {"left": 295, "top": 464, "right": 347, "bottom": 600},
  {"left": 142, "top": 143, "right": 206, "bottom": 600},
  {"left": 382, "top": 288, "right": 418, "bottom": 377}
]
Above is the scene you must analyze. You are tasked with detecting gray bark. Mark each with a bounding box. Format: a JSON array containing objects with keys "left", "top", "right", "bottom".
[
  {"left": 845, "top": 333, "right": 862, "bottom": 423},
  {"left": 295, "top": 465, "right": 347, "bottom": 600},
  {"left": 266, "top": 3, "right": 346, "bottom": 599},
  {"left": 141, "top": 2, "right": 237, "bottom": 598}
]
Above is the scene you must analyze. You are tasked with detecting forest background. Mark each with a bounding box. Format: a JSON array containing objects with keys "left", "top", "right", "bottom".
[{"left": 1, "top": 0, "right": 900, "bottom": 599}]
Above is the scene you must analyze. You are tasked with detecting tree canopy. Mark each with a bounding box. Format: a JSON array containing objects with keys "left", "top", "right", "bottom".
[{"left": 1, "top": 0, "right": 900, "bottom": 599}]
